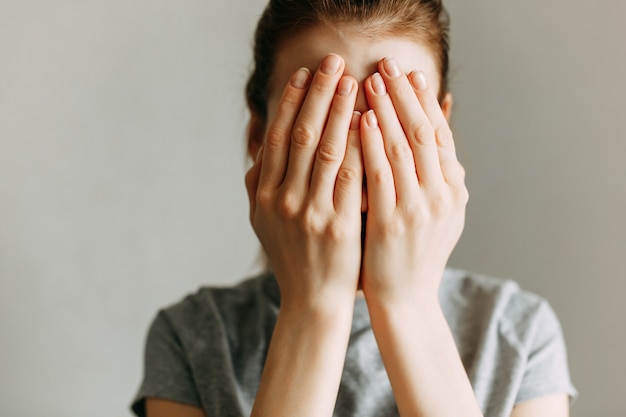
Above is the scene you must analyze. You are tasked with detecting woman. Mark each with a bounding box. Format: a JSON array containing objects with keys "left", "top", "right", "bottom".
[{"left": 132, "top": 1, "right": 577, "bottom": 416}]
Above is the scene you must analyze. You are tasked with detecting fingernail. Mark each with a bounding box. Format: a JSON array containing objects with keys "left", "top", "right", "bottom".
[
  {"left": 291, "top": 67, "right": 311, "bottom": 89},
  {"left": 321, "top": 54, "right": 342, "bottom": 75},
  {"left": 337, "top": 77, "right": 354, "bottom": 96},
  {"left": 410, "top": 71, "right": 428, "bottom": 90},
  {"left": 371, "top": 73, "right": 386, "bottom": 95},
  {"left": 350, "top": 111, "right": 361, "bottom": 130},
  {"left": 383, "top": 57, "right": 402, "bottom": 78},
  {"left": 365, "top": 110, "right": 378, "bottom": 128}
]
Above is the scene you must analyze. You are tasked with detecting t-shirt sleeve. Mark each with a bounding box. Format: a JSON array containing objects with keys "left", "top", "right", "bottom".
[
  {"left": 131, "top": 311, "right": 202, "bottom": 417},
  {"left": 515, "top": 300, "right": 578, "bottom": 405}
]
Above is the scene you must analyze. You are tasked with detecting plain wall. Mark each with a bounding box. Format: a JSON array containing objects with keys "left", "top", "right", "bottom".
[{"left": 1, "top": 0, "right": 624, "bottom": 416}]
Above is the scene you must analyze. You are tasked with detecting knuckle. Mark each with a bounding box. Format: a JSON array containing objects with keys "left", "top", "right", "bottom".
[
  {"left": 309, "top": 79, "right": 330, "bottom": 96},
  {"left": 255, "top": 187, "right": 274, "bottom": 208},
  {"left": 337, "top": 165, "right": 360, "bottom": 183},
  {"left": 325, "top": 219, "right": 349, "bottom": 242},
  {"left": 300, "top": 210, "right": 355, "bottom": 243},
  {"left": 382, "top": 217, "right": 407, "bottom": 239},
  {"left": 276, "top": 190, "right": 300, "bottom": 218},
  {"left": 389, "top": 140, "right": 413, "bottom": 161},
  {"left": 409, "top": 119, "right": 435, "bottom": 146},
  {"left": 457, "top": 162, "right": 467, "bottom": 180},
  {"left": 292, "top": 123, "right": 318, "bottom": 148},
  {"left": 249, "top": 210, "right": 256, "bottom": 229},
  {"left": 446, "top": 161, "right": 466, "bottom": 184},
  {"left": 370, "top": 167, "right": 393, "bottom": 186},
  {"left": 281, "top": 88, "right": 304, "bottom": 106},
  {"left": 429, "top": 190, "right": 452, "bottom": 216},
  {"left": 455, "top": 184, "right": 470, "bottom": 205},
  {"left": 435, "top": 124, "right": 454, "bottom": 146},
  {"left": 400, "top": 202, "right": 430, "bottom": 227},
  {"left": 244, "top": 168, "right": 255, "bottom": 189},
  {"left": 299, "top": 206, "right": 319, "bottom": 231},
  {"left": 265, "top": 127, "right": 286, "bottom": 149},
  {"left": 390, "top": 82, "right": 414, "bottom": 99},
  {"left": 317, "top": 142, "right": 342, "bottom": 164}
]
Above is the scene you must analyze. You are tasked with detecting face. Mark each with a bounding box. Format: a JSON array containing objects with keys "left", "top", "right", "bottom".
[
  {"left": 258, "top": 23, "right": 451, "bottom": 141},
  {"left": 247, "top": 23, "right": 454, "bottom": 266}
]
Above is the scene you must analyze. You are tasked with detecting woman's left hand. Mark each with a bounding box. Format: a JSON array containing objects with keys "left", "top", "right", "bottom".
[{"left": 360, "top": 57, "right": 469, "bottom": 306}]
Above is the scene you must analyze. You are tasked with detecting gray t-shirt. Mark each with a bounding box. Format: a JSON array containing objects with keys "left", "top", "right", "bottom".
[{"left": 131, "top": 267, "right": 577, "bottom": 417}]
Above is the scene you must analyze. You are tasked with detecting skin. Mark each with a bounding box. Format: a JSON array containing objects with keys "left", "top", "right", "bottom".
[{"left": 146, "top": 24, "right": 570, "bottom": 417}]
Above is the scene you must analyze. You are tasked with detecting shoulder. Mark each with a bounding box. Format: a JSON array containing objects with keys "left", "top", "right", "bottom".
[
  {"left": 441, "top": 267, "right": 551, "bottom": 335},
  {"left": 150, "top": 272, "right": 278, "bottom": 352},
  {"left": 440, "top": 268, "right": 577, "bottom": 410},
  {"left": 161, "top": 272, "right": 275, "bottom": 322},
  {"left": 439, "top": 266, "right": 565, "bottom": 370},
  {"left": 133, "top": 274, "right": 277, "bottom": 416}
]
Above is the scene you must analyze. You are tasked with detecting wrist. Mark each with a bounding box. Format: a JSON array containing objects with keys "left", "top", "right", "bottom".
[
  {"left": 363, "top": 278, "right": 440, "bottom": 310},
  {"left": 279, "top": 290, "right": 356, "bottom": 325},
  {"left": 365, "top": 287, "right": 441, "bottom": 321},
  {"left": 274, "top": 297, "right": 355, "bottom": 355},
  {"left": 277, "top": 272, "right": 359, "bottom": 313}
]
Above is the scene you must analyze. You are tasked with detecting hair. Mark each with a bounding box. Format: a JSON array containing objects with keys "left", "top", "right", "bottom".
[{"left": 245, "top": 0, "right": 451, "bottom": 122}]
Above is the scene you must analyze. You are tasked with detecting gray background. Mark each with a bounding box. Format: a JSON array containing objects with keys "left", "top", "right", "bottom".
[{"left": 1, "top": 0, "right": 624, "bottom": 416}]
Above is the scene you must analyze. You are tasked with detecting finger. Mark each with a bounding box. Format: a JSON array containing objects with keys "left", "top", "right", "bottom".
[
  {"left": 283, "top": 54, "right": 345, "bottom": 193},
  {"left": 245, "top": 145, "right": 264, "bottom": 226},
  {"left": 334, "top": 111, "right": 364, "bottom": 216},
  {"left": 360, "top": 110, "right": 396, "bottom": 218},
  {"left": 409, "top": 70, "right": 465, "bottom": 185},
  {"left": 310, "top": 76, "right": 358, "bottom": 205},
  {"left": 379, "top": 58, "right": 444, "bottom": 189},
  {"left": 258, "top": 67, "right": 311, "bottom": 190},
  {"left": 365, "top": 72, "right": 418, "bottom": 205}
]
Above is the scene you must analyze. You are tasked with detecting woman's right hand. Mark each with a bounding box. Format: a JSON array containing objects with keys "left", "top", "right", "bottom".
[{"left": 244, "top": 54, "right": 363, "bottom": 311}]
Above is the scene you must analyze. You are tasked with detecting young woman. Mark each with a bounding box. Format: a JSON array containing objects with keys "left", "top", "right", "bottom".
[{"left": 132, "top": 1, "right": 577, "bottom": 416}]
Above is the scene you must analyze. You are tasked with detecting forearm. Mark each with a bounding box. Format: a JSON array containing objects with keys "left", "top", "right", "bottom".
[
  {"left": 367, "top": 295, "right": 483, "bottom": 417},
  {"left": 250, "top": 298, "right": 355, "bottom": 417}
]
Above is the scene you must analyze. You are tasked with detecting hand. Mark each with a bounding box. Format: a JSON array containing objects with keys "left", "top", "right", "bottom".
[
  {"left": 245, "top": 54, "right": 363, "bottom": 310},
  {"left": 359, "top": 57, "right": 469, "bottom": 304}
]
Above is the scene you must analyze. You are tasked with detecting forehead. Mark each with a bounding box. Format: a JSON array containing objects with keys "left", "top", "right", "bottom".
[{"left": 269, "top": 23, "right": 441, "bottom": 99}]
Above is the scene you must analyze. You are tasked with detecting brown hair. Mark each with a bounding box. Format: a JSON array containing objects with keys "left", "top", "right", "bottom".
[{"left": 245, "top": 0, "right": 451, "bottom": 121}]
